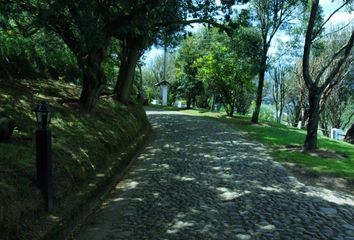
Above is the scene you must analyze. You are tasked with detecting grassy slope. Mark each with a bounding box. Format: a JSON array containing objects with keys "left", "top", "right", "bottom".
[
  {"left": 182, "top": 109, "right": 354, "bottom": 181},
  {"left": 0, "top": 79, "right": 149, "bottom": 238}
]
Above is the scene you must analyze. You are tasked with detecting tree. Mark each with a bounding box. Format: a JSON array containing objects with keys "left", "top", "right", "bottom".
[
  {"left": 1, "top": 0, "right": 114, "bottom": 111},
  {"left": 283, "top": 62, "right": 309, "bottom": 127},
  {"left": 43, "top": 1, "right": 112, "bottom": 111},
  {"left": 1, "top": 1, "right": 184, "bottom": 110},
  {"left": 320, "top": 73, "right": 354, "bottom": 136},
  {"left": 112, "top": 1, "right": 238, "bottom": 104},
  {"left": 250, "top": 0, "right": 300, "bottom": 123},
  {"left": 231, "top": 25, "right": 262, "bottom": 115},
  {"left": 195, "top": 27, "right": 260, "bottom": 116},
  {"left": 113, "top": 35, "right": 144, "bottom": 103},
  {"left": 176, "top": 34, "right": 204, "bottom": 109},
  {"left": 197, "top": 36, "right": 239, "bottom": 116},
  {"left": 1, "top": 0, "right": 250, "bottom": 109},
  {"left": 271, "top": 67, "right": 287, "bottom": 123},
  {"left": 302, "top": 0, "right": 354, "bottom": 150},
  {"left": 0, "top": 8, "right": 79, "bottom": 81},
  {"left": 142, "top": 51, "right": 177, "bottom": 104}
]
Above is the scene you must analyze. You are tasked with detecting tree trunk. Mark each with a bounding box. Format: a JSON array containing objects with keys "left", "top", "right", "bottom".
[
  {"left": 300, "top": 101, "right": 307, "bottom": 126},
  {"left": 114, "top": 37, "right": 141, "bottom": 103},
  {"left": 278, "top": 108, "right": 283, "bottom": 124},
  {"left": 304, "top": 86, "right": 321, "bottom": 151},
  {"left": 136, "top": 63, "right": 144, "bottom": 102},
  {"left": 275, "top": 105, "right": 280, "bottom": 123},
  {"left": 279, "top": 76, "right": 285, "bottom": 124},
  {"left": 293, "top": 99, "right": 301, "bottom": 127},
  {"left": 344, "top": 122, "right": 354, "bottom": 144},
  {"left": 333, "top": 110, "right": 341, "bottom": 129},
  {"left": 209, "top": 94, "right": 215, "bottom": 112},
  {"left": 186, "top": 96, "right": 192, "bottom": 109},
  {"left": 252, "top": 51, "right": 267, "bottom": 123},
  {"left": 320, "top": 111, "right": 330, "bottom": 137},
  {"left": 78, "top": 47, "right": 107, "bottom": 112},
  {"left": 229, "top": 103, "right": 234, "bottom": 117},
  {"left": 224, "top": 102, "right": 234, "bottom": 117},
  {"left": 320, "top": 121, "right": 330, "bottom": 137}
]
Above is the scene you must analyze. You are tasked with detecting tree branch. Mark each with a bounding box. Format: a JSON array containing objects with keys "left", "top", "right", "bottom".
[
  {"left": 321, "top": 30, "right": 354, "bottom": 88},
  {"left": 311, "top": 0, "right": 350, "bottom": 41},
  {"left": 314, "top": 41, "right": 349, "bottom": 84},
  {"left": 156, "top": 19, "right": 233, "bottom": 35},
  {"left": 314, "top": 18, "right": 354, "bottom": 43}
]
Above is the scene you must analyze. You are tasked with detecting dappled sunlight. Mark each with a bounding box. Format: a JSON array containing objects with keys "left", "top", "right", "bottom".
[
  {"left": 216, "top": 172, "right": 235, "bottom": 180},
  {"left": 96, "top": 173, "right": 105, "bottom": 178},
  {"left": 99, "top": 197, "right": 125, "bottom": 210},
  {"left": 258, "top": 185, "right": 285, "bottom": 193},
  {"left": 151, "top": 163, "right": 170, "bottom": 170},
  {"left": 166, "top": 212, "right": 196, "bottom": 234},
  {"left": 216, "top": 187, "right": 249, "bottom": 201},
  {"left": 149, "top": 148, "right": 163, "bottom": 154},
  {"left": 257, "top": 223, "right": 276, "bottom": 231},
  {"left": 0, "top": 93, "right": 11, "bottom": 100},
  {"left": 79, "top": 147, "right": 89, "bottom": 159},
  {"left": 116, "top": 180, "right": 139, "bottom": 190},
  {"left": 174, "top": 175, "right": 196, "bottom": 182},
  {"left": 111, "top": 197, "right": 124, "bottom": 203},
  {"left": 152, "top": 192, "right": 160, "bottom": 198},
  {"left": 299, "top": 187, "right": 354, "bottom": 206},
  {"left": 47, "top": 214, "right": 60, "bottom": 222},
  {"left": 77, "top": 111, "right": 354, "bottom": 239}
]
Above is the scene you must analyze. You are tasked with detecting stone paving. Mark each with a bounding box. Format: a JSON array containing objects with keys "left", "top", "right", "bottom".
[{"left": 76, "top": 110, "right": 354, "bottom": 240}]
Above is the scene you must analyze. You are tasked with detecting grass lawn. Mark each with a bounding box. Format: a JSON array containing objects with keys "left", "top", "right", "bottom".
[{"left": 182, "top": 109, "right": 354, "bottom": 181}]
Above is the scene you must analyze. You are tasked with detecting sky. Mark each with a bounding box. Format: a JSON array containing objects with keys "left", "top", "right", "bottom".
[
  {"left": 321, "top": 0, "right": 354, "bottom": 23},
  {"left": 143, "top": 0, "right": 354, "bottom": 65}
]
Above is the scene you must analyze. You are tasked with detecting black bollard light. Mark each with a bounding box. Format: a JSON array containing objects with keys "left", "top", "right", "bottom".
[{"left": 33, "top": 101, "right": 54, "bottom": 211}]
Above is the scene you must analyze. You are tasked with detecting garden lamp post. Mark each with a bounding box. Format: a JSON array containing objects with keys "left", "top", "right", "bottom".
[{"left": 33, "top": 101, "right": 54, "bottom": 211}]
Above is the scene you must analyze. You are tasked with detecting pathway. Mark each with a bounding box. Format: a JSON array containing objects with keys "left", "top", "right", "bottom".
[{"left": 76, "top": 110, "right": 354, "bottom": 240}]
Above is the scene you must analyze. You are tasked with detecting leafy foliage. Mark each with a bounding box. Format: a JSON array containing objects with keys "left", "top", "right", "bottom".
[
  {"left": 178, "top": 27, "right": 261, "bottom": 116},
  {"left": 0, "top": 29, "right": 79, "bottom": 81}
]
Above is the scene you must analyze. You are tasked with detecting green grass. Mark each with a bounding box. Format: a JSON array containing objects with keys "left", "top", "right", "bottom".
[
  {"left": 0, "top": 79, "right": 149, "bottom": 237},
  {"left": 182, "top": 109, "right": 354, "bottom": 181}
]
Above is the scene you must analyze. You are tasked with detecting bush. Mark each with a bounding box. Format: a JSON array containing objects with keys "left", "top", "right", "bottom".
[
  {"left": 259, "top": 104, "right": 276, "bottom": 122},
  {"left": 248, "top": 101, "right": 276, "bottom": 122},
  {"left": 0, "top": 30, "right": 80, "bottom": 82}
]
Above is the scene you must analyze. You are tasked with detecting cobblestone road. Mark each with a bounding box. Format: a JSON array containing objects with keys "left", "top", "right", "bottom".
[{"left": 77, "top": 110, "right": 354, "bottom": 240}]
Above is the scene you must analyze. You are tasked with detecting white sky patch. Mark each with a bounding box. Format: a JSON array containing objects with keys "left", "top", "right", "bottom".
[
  {"left": 269, "top": 1, "right": 354, "bottom": 57},
  {"left": 269, "top": 34, "right": 291, "bottom": 55},
  {"left": 143, "top": 47, "right": 163, "bottom": 67},
  {"left": 321, "top": 0, "right": 344, "bottom": 14},
  {"left": 326, "top": 12, "right": 354, "bottom": 25},
  {"left": 321, "top": 0, "right": 354, "bottom": 25}
]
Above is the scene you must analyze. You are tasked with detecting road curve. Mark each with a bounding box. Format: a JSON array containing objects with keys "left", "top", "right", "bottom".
[{"left": 76, "top": 110, "right": 354, "bottom": 240}]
